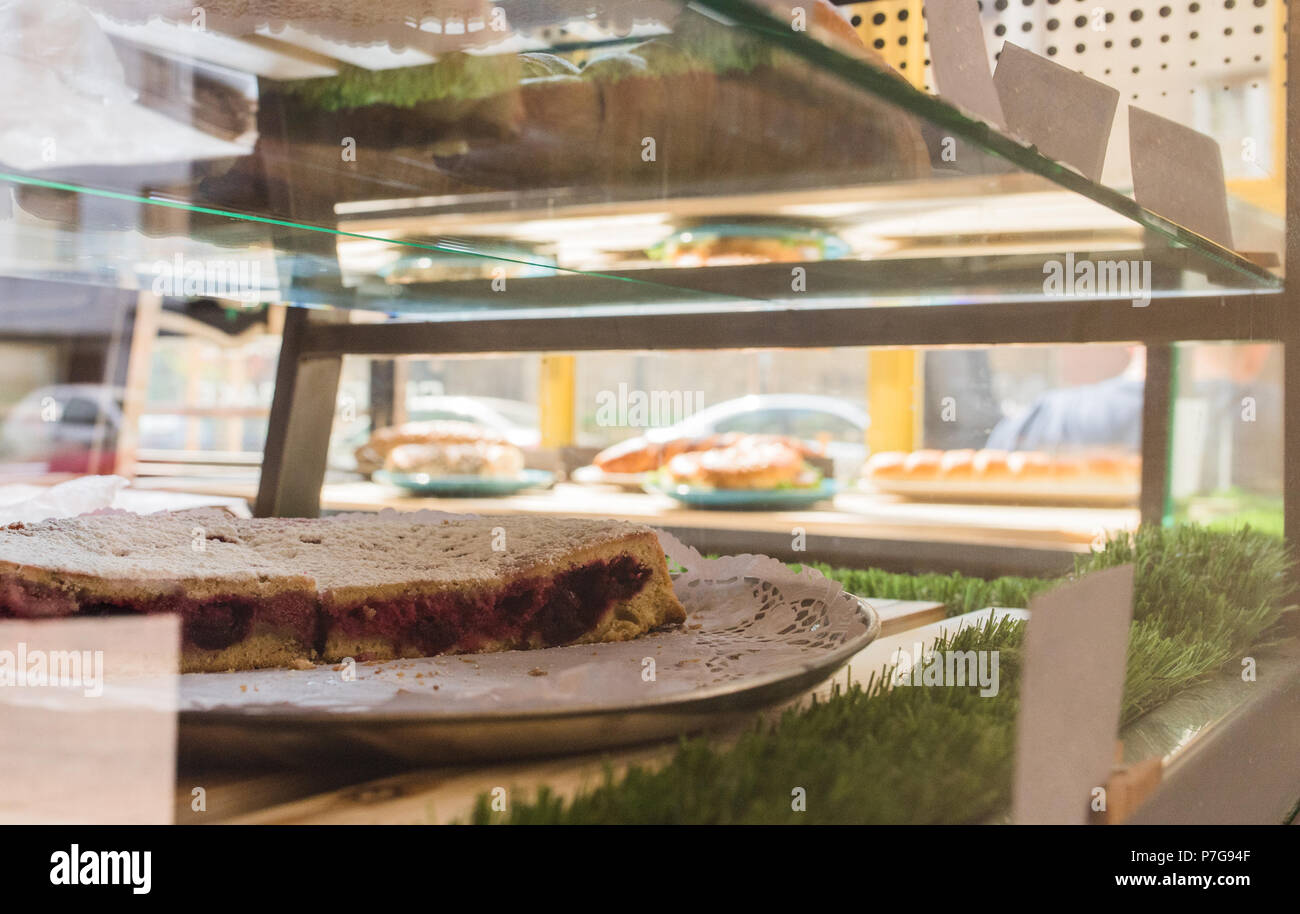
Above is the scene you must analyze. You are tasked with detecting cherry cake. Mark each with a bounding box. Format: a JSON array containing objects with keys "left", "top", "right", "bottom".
[{"left": 0, "top": 509, "right": 685, "bottom": 672}]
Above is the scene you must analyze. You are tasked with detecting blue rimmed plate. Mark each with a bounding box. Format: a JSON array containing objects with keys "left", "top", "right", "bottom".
[
  {"left": 644, "top": 478, "right": 840, "bottom": 510},
  {"left": 375, "top": 469, "right": 555, "bottom": 497}
]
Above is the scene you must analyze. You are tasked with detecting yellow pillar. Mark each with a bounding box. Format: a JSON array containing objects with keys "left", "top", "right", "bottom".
[
  {"left": 851, "top": 0, "right": 926, "bottom": 455},
  {"left": 539, "top": 354, "right": 575, "bottom": 448},
  {"left": 867, "top": 349, "right": 918, "bottom": 453}
]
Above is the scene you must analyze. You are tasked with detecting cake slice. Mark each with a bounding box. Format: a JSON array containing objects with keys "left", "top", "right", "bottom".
[
  {"left": 0, "top": 509, "right": 685, "bottom": 671},
  {"left": 308, "top": 515, "right": 684, "bottom": 662},
  {"left": 0, "top": 509, "right": 320, "bottom": 672}
]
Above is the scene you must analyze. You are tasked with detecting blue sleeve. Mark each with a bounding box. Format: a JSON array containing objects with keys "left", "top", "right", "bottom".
[{"left": 985, "top": 378, "right": 1144, "bottom": 452}]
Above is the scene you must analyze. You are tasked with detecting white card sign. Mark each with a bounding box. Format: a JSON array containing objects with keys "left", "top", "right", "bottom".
[
  {"left": 1012, "top": 564, "right": 1135, "bottom": 825},
  {"left": 1129, "top": 105, "right": 1235, "bottom": 249},
  {"left": 993, "top": 42, "right": 1120, "bottom": 182},
  {"left": 925, "top": 0, "right": 1006, "bottom": 128},
  {"left": 0, "top": 615, "right": 178, "bottom": 824}
]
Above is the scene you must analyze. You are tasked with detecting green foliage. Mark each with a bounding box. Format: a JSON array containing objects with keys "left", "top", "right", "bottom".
[
  {"left": 804, "top": 564, "right": 1055, "bottom": 618},
  {"left": 1170, "top": 491, "right": 1285, "bottom": 537},
  {"left": 271, "top": 13, "right": 771, "bottom": 112},
  {"left": 470, "top": 615, "right": 1026, "bottom": 825},
  {"left": 1073, "top": 524, "right": 1292, "bottom": 722},
  {"left": 470, "top": 525, "right": 1292, "bottom": 824},
  {"left": 273, "top": 53, "right": 522, "bottom": 111}
]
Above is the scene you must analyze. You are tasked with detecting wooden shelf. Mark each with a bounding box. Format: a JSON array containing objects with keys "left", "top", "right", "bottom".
[{"left": 131, "top": 476, "right": 1136, "bottom": 554}]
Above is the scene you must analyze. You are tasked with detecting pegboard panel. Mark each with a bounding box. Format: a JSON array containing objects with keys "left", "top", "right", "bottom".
[
  {"left": 975, "top": 0, "right": 1282, "bottom": 183},
  {"left": 844, "top": 1, "right": 929, "bottom": 87},
  {"left": 840, "top": 0, "right": 1285, "bottom": 187}
]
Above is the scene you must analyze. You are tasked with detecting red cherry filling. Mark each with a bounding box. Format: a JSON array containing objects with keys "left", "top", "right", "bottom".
[{"left": 328, "top": 555, "right": 653, "bottom": 654}]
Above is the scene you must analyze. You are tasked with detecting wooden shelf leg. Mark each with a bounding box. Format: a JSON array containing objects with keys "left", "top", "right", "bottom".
[{"left": 255, "top": 308, "right": 342, "bottom": 518}]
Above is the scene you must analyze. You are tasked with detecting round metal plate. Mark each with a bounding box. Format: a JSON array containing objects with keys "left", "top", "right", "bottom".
[{"left": 177, "top": 594, "right": 880, "bottom": 767}]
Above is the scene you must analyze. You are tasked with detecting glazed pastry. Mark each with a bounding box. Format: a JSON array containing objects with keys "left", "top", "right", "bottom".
[
  {"left": 663, "top": 437, "right": 807, "bottom": 490},
  {"left": 385, "top": 440, "right": 525, "bottom": 478},
  {"left": 594, "top": 433, "right": 818, "bottom": 475},
  {"left": 355, "top": 420, "right": 514, "bottom": 476}
]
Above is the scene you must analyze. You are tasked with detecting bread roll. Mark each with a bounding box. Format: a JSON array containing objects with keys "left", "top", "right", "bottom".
[
  {"left": 1007, "top": 451, "right": 1053, "bottom": 480},
  {"left": 972, "top": 450, "right": 1011, "bottom": 480},
  {"left": 939, "top": 449, "right": 976, "bottom": 480},
  {"left": 863, "top": 451, "right": 907, "bottom": 479},
  {"left": 903, "top": 449, "right": 943, "bottom": 479}
]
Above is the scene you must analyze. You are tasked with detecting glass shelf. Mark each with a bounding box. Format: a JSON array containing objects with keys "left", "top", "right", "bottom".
[{"left": 0, "top": 0, "right": 1281, "bottom": 323}]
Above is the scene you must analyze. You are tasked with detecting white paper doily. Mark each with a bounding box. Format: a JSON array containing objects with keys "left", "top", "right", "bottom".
[{"left": 178, "top": 510, "right": 878, "bottom": 719}]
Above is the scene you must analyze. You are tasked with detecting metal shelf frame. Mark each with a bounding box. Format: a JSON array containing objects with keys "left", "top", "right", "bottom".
[
  {"left": 238, "top": 1, "right": 1300, "bottom": 825},
  {"left": 255, "top": 7, "right": 1298, "bottom": 566}
]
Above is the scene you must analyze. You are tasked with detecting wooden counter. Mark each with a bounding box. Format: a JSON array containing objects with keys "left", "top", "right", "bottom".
[{"left": 134, "top": 476, "right": 1136, "bottom": 548}]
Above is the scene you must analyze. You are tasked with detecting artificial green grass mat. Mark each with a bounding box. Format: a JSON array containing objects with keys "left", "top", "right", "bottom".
[
  {"left": 472, "top": 615, "right": 1025, "bottom": 825},
  {"left": 801, "top": 562, "right": 1056, "bottom": 619},
  {"left": 271, "top": 12, "right": 773, "bottom": 112},
  {"left": 469, "top": 524, "right": 1292, "bottom": 824}
]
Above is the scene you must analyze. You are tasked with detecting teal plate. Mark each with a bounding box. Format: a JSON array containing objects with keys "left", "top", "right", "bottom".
[
  {"left": 648, "top": 222, "right": 851, "bottom": 261},
  {"left": 644, "top": 478, "right": 840, "bottom": 510},
  {"left": 375, "top": 469, "right": 555, "bottom": 497}
]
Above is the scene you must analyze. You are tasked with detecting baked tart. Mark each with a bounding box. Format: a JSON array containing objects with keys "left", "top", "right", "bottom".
[{"left": 0, "top": 509, "right": 685, "bottom": 672}]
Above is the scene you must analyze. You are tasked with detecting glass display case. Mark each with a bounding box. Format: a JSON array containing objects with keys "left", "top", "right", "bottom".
[{"left": 0, "top": 0, "right": 1295, "bottom": 827}]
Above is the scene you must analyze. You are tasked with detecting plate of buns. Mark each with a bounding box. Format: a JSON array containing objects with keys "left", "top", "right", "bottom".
[
  {"left": 634, "top": 435, "right": 838, "bottom": 510},
  {"left": 860, "top": 449, "right": 1141, "bottom": 506},
  {"left": 357, "top": 420, "right": 554, "bottom": 497}
]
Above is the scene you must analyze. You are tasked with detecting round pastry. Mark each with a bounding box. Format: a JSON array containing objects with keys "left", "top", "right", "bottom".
[
  {"left": 665, "top": 438, "right": 806, "bottom": 489},
  {"left": 592, "top": 437, "right": 665, "bottom": 474},
  {"left": 596, "top": 432, "right": 819, "bottom": 475},
  {"left": 355, "top": 420, "right": 513, "bottom": 476},
  {"left": 660, "top": 434, "right": 731, "bottom": 464},
  {"left": 385, "top": 440, "right": 524, "bottom": 478}
]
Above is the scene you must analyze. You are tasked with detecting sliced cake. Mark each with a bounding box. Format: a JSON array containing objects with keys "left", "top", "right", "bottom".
[
  {"left": 0, "top": 509, "right": 318, "bottom": 672},
  {"left": 0, "top": 509, "right": 685, "bottom": 672}
]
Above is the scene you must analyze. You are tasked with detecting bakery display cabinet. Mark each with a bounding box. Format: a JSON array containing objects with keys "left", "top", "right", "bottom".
[{"left": 0, "top": 0, "right": 1296, "bottom": 824}]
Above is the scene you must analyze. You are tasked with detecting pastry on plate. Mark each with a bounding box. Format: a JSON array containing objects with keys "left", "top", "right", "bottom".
[
  {"left": 861, "top": 448, "right": 1140, "bottom": 488},
  {"left": 662, "top": 437, "right": 815, "bottom": 490},
  {"left": 593, "top": 432, "right": 821, "bottom": 476},
  {"left": 0, "top": 509, "right": 685, "bottom": 672},
  {"left": 355, "top": 420, "right": 517, "bottom": 476},
  {"left": 592, "top": 433, "right": 742, "bottom": 475},
  {"left": 384, "top": 440, "right": 525, "bottom": 478}
]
